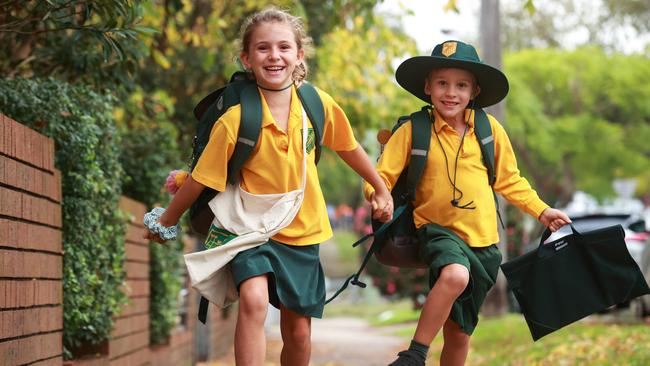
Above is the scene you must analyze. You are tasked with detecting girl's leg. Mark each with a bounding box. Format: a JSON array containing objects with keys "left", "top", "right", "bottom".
[
  {"left": 279, "top": 305, "right": 312, "bottom": 366},
  {"left": 413, "top": 263, "right": 470, "bottom": 345},
  {"left": 440, "top": 318, "right": 470, "bottom": 366},
  {"left": 235, "top": 275, "right": 269, "bottom": 366}
]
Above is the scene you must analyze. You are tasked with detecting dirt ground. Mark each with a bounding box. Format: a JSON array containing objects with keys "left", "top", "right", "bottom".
[{"left": 200, "top": 316, "right": 408, "bottom": 366}]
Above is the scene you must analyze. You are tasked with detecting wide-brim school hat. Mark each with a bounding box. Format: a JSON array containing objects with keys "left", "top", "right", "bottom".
[{"left": 395, "top": 40, "right": 509, "bottom": 108}]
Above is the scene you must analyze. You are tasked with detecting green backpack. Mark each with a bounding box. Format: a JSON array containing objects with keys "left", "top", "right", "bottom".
[
  {"left": 190, "top": 71, "right": 325, "bottom": 322},
  {"left": 327, "top": 106, "right": 500, "bottom": 301},
  {"left": 189, "top": 71, "right": 325, "bottom": 236}
]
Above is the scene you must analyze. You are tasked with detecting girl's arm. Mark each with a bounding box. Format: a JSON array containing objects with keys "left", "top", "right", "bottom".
[
  {"left": 337, "top": 146, "right": 393, "bottom": 222},
  {"left": 145, "top": 175, "right": 206, "bottom": 243}
]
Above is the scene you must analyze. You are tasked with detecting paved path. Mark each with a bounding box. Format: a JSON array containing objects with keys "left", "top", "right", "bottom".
[{"left": 203, "top": 316, "right": 408, "bottom": 366}]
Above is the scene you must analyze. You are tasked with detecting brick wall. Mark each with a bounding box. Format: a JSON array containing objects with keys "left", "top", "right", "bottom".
[
  {"left": 0, "top": 114, "right": 64, "bottom": 365},
  {"left": 1, "top": 115, "right": 236, "bottom": 366}
]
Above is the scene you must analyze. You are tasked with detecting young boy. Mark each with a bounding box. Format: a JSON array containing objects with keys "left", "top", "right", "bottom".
[{"left": 364, "top": 40, "right": 571, "bottom": 366}]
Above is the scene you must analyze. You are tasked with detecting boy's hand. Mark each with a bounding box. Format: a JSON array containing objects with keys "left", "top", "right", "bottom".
[
  {"left": 370, "top": 188, "right": 393, "bottom": 223},
  {"left": 539, "top": 208, "right": 572, "bottom": 232}
]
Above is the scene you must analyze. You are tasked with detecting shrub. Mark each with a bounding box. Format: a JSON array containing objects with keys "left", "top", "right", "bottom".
[{"left": 0, "top": 77, "right": 126, "bottom": 357}]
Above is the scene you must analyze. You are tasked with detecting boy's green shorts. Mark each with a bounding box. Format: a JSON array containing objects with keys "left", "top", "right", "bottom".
[
  {"left": 231, "top": 239, "right": 325, "bottom": 318},
  {"left": 417, "top": 224, "right": 502, "bottom": 335}
]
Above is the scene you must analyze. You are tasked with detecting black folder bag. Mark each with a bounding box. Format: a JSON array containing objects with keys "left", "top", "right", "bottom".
[{"left": 501, "top": 224, "right": 650, "bottom": 341}]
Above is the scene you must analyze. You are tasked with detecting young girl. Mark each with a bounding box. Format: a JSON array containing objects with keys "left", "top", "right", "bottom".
[{"left": 144, "top": 7, "right": 393, "bottom": 366}]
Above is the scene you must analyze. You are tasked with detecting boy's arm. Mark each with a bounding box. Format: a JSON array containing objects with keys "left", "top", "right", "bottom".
[
  {"left": 144, "top": 175, "right": 206, "bottom": 244},
  {"left": 490, "top": 119, "right": 571, "bottom": 231},
  {"left": 491, "top": 119, "right": 549, "bottom": 218},
  {"left": 337, "top": 146, "right": 393, "bottom": 222}
]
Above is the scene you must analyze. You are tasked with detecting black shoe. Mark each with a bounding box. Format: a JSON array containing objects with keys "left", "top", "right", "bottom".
[{"left": 388, "top": 349, "right": 425, "bottom": 366}]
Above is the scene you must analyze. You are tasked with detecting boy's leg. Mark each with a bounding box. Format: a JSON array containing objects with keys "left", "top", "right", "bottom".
[
  {"left": 389, "top": 263, "right": 469, "bottom": 366},
  {"left": 414, "top": 263, "right": 469, "bottom": 345},
  {"left": 235, "top": 274, "right": 269, "bottom": 366},
  {"left": 440, "top": 318, "right": 470, "bottom": 366},
  {"left": 279, "top": 305, "right": 312, "bottom": 366}
]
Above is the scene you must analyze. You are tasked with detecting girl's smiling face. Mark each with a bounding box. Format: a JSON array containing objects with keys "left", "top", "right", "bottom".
[
  {"left": 424, "top": 68, "right": 480, "bottom": 123},
  {"left": 240, "top": 21, "right": 304, "bottom": 90}
]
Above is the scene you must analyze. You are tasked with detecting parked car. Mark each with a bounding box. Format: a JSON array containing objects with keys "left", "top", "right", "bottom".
[
  {"left": 633, "top": 236, "right": 650, "bottom": 317},
  {"left": 520, "top": 213, "right": 649, "bottom": 317}
]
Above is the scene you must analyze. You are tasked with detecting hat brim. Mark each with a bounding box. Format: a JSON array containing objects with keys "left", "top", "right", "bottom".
[{"left": 395, "top": 56, "right": 509, "bottom": 108}]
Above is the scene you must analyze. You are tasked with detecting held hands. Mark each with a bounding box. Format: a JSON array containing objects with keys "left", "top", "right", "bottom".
[
  {"left": 370, "top": 188, "right": 394, "bottom": 223},
  {"left": 538, "top": 208, "right": 572, "bottom": 232}
]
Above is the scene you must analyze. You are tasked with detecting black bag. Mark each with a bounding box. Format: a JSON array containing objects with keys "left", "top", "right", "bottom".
[{"left": 501, "top": 224, "right": 650, "bottom": 341}]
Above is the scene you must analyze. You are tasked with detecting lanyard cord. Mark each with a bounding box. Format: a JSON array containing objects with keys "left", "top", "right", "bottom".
[{"left": 431, "top": 112, "right": 477, "bottom": 210}]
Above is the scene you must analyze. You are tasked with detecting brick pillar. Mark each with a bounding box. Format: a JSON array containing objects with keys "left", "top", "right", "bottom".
[
  {"left": 0, "top": 114, "right": 64, "bottom": 365},
  {"left": 108, "top": 197, "right": 151, "bottom": 365}
]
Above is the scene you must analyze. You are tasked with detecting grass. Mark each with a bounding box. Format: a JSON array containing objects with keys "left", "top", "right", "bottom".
[
  {"left": 330, "top": 230, "right": 360, "bottom": 268},
  {"left": 325, "top": 299, "right": 650, "bottom": 365},
  {"left": 323, "top": 298, "right": 414, "bottom": 320},
  {"left": 387, "top": 312, "right": 650, "bottom": 365}
]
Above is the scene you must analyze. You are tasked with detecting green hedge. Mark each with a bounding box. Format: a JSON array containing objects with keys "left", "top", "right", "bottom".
[
  {"left": 116, "top": 89, "right": 186, "bottom": 344},
  {"left": 149, "top": 241, "right": 185, "bottom": 344},
  {"left": 0, "top": 77, "right": 126, "bottom": 357}
]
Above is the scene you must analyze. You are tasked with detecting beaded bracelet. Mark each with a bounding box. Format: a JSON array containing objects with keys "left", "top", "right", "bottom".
[{"left": 143, "top": 207, "right": 180, "bottom": 241}]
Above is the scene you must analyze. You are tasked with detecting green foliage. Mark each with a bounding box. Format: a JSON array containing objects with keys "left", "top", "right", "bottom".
[
  {"left": 0, "top": 77, "right": 126, "bottom": 357},
  {"left": 116, "top": 88, "right": 184, "bottom": 207},
  {"left": 318, "top": 149, "right": 364, "bottom": 206},
  {"left": 313, "top": 14, "right": 421, "bottom": 136},
  {"left": 504, "top": 47, "right": 650, "bottom": 204},
  {"left": 502, "top": 0, "right": 649, "bottom": 53},
  {"left": 149, "top": 240, "right": 184, "bottom": 345},
  {"left": 0, "top": 0, "right": 151, "bottom": 91},
  {"left": 114, "top": 88, "right": 185, "bottom": 344}
]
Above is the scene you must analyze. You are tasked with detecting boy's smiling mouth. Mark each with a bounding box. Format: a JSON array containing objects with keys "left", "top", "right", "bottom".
[{"left": 441, "top": 100, "right": 459, "bottom": 107}]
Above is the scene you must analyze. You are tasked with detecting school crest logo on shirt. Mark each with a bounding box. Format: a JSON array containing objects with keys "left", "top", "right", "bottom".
[
  {"left": 204, "top": 224, "right": 237, "bottom": 249},
  {"left": 442, "top": 42, "right": 457, "bottom": 57},
  {"left": 302, "top": 128, "right": 316, "bottom": 154}
]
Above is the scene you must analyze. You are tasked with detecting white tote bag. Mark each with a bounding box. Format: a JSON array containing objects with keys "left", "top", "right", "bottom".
[{"left": 184, "top": 108, "right": 309, "bottom": 307}]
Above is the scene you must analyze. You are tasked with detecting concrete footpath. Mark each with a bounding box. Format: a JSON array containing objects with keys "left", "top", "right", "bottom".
[{"left": 203, "top": 315, "right": 408, "bottom": 366}]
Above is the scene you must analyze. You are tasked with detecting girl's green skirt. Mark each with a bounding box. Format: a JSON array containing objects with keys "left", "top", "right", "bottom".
[{"left": 230, "top": 239, "right": 325, "bottom": 318}]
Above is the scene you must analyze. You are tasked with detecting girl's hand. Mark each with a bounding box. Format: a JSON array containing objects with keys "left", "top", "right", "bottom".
[
  {"left": 371, "top": 188, "right": 393, "bottom": 223},
  {"left": 142, "top": 207, "right": 179, "bottom": 244},
  {"left": 143, "top": 228, "right": 166, "bottom": 244},
  {"left": 539, "top": 208, "right": 572, "bottom": 232}
]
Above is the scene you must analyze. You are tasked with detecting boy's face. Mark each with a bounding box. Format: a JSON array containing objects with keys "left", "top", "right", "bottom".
[{"left": 424, "top": 68, "right": 480, "bottom": 123}]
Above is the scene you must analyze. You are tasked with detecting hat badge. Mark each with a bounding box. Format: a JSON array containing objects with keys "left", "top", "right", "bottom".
[{"left": 442, "top": 42, "right": 457, "bottom": 57}]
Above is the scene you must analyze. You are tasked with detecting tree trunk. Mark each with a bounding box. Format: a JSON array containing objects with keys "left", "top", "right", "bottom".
[{"left": 479, "top": 0, "right": 509, "bottom": 317}]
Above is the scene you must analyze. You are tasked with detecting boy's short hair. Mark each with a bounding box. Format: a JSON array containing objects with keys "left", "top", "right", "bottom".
[{"left": 396, "top": 40, "right": 509, "bottom": 108}]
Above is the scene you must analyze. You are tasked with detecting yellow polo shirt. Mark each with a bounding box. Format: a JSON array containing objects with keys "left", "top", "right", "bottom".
[
  {"left": 192, "top": 86, "right": 358, "bottom": 245},
  {"left": 365, "top": 109, "right": 549, "bottom": 247}
]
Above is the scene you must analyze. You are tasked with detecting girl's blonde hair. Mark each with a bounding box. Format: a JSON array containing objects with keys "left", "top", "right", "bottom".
[{"left": 239, "top": 7, "right": 313, "bottom": 84}]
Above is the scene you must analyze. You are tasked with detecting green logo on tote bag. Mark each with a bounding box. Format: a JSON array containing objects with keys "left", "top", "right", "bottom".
[{"left": 204, "top": 225, "right": 237, "bottom": 249}]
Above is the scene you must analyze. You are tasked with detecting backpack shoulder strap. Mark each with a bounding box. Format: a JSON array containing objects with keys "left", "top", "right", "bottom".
[
  {"left": 406, "top": 108, "right": 432, "bottom": 200},
  {"left": 296, "top": 83, "right": 325, "bottom": 164},
  {"left": 473, "top": 108, "right": 496, "bottom": 185},
  {"left": 227, "top": 83, "right": 263, "bottom": 184}
]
